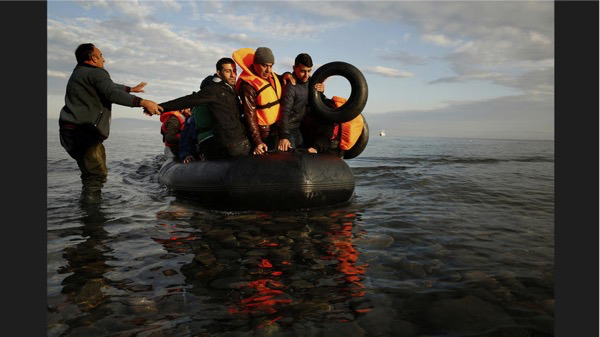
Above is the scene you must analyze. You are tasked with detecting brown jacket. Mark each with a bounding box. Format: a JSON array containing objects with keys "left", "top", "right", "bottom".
[{"left": 239, "top": 74, "right": 284, "bottom": 146}]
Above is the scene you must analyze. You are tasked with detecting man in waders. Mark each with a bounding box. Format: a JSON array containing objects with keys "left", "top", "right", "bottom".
[{"left": 59, "top": 43, "right": 162, "bottom": 204}]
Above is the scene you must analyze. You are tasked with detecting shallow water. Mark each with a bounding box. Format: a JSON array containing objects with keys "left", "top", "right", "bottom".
[{"left": 47, "top": 124, "right": 554, "bottom": 336}]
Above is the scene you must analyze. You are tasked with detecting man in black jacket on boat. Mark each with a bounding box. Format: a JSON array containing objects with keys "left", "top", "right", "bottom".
[
  {"left": 152, "top": 58, "right": 251, "bottom": 160},
  {"left": 277, "top": 53, "right": 325, "bottom": 152}
]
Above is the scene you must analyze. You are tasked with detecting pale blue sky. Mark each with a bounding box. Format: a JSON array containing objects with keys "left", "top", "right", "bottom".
[{"left": 47, "top": 0, "right": 554, "bottom": 140}]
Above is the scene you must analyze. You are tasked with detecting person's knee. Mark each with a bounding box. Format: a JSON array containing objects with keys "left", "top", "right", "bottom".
[
  {"left": 85, "top": 144, "right": 107, "bottom": 172},
  {"left": 78, "top": 143, "right": 107, "bottom": 184},
  {"left": 226, "top": 139, "right": 250, "bottom": 157}
]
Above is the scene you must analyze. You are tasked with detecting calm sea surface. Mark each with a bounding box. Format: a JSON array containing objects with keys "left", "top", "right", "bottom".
[{"left": 47, "top": 124, "right": 554, "bottom": 337}]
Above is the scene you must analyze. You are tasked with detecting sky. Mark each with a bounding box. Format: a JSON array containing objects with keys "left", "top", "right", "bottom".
[{"left": 47, "top": 0, "right": 554, "bottom": 140}]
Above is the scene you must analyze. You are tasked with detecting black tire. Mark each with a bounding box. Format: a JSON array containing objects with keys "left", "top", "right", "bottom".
[
  {"left": 343, "top": 116, "right": 369, "bottom": 159},
  {"left": 309, "top": 61, "right": 368, "bottom": 123}
]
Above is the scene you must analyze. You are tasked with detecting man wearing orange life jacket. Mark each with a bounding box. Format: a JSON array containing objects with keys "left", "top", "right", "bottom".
[
  {"left": 160, "top": 108, "right": 192, "bottom": 158},
  {"left": 233, "top": 47, "right": 294, "bottom": 155}
]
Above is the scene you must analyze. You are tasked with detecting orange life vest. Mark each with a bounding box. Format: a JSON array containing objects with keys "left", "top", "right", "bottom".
[
  {"left": 232, "top": 48, "right": 282, "bottom": 126},
  {"left": 330, "top": 96, "right": 365, "bottom": 150},
  {"left": 160, "top": 110, "right": 186, "bottom": 147}
]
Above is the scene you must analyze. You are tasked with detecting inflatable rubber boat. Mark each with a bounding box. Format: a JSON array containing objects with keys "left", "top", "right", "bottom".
[
  {"left": 158, "top": 151, "right": 356, "bottom": 211},
  {"left": 158, "top": 61, "right": 369, "bottom": 211}
]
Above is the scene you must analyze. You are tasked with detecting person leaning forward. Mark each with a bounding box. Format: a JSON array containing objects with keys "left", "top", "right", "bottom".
[
  {"left": 233, "top": 47, "right": 294, "bottom": 155},
  {"left": 59, "top": 43, "right": 162, "bottom": 204},
  {"left": 154, "top": 57, "right": 251, "bottom": 161},
  {"left": 277, "top": 53, "right": 325, "bottom": 152}
]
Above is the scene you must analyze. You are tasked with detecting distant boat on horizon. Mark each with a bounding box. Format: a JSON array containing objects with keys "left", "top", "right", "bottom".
[{"left": 379, "top": 130, "right": 386, "bottom": 137}]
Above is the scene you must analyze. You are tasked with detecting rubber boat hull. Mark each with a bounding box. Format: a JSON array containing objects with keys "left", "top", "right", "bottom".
[{"left": 158, "top": 152, "right": 355, "bottom": 211}]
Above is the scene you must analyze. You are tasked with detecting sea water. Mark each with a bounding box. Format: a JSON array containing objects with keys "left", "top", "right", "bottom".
[{"left": 47, "top": 122, "right": 554, "bottom": 337}]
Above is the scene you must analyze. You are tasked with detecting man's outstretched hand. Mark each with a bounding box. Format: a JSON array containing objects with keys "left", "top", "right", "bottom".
[
  {"left": 141, "top": 99, "right": 163, "bottom": 116},
  {"left": 131, "top": 82, "right": 148, "bottom": 93}
]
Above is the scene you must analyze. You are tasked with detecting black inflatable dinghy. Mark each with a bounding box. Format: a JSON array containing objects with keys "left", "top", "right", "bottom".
[{"left": 158, "top": 151, "right": 355, "bottom": 211}]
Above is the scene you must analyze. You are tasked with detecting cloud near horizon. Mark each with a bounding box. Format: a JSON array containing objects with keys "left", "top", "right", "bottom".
[{"left": 364, "top": 66, "right": 414, "bottom": 78}]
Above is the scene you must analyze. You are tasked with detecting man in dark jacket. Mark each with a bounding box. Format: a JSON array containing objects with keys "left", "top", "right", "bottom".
[
  {"left": 177, "top": 75, "right": 219, "bottom": 163},
  {"left": 59, "top": 43, "right": 162, "bottom": 203},
  {"left": 156, "top": 58, "right": 251, "bottom": 160},
  {"left": 277, "top": 53, "right": 325, "bottom": 152}
]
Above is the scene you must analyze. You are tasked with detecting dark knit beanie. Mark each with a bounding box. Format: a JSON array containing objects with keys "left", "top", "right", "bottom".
[{"left": 254, "top": 47, "right": 274, "bottom": 64}]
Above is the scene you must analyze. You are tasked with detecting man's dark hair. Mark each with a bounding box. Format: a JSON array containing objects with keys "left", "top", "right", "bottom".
[
  {"left": 294, "top": 53, "right": 313, "bottom": 67},
  {"left": 216, "top": 57, "right": 236, "bottom": 72},
  {"left": 75, "top": 43, "right": 95, "bottom": 65}
]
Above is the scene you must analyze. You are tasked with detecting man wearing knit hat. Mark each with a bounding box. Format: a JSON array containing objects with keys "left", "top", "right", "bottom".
[
  {"left": 234, "top": 47, "right": 293, "bottom": 155},
  {"left": 254, "top": 47, "right": 274, "bottom": 69}
]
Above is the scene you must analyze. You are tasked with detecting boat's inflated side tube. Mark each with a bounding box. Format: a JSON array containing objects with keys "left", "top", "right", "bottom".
[
  {"left": 309, "top": 62, "right": 368, "bottom": 123},
  {"left": 158, "top": 152, "right": 355, "bottom": 211},
  {"left": 343, "top": 116, "right": 369, "bottom": 159}
]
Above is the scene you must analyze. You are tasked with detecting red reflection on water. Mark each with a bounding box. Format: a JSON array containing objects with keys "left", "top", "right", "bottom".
[
  {"left": 152, "top": 234, "right": 198, "bottom": 254},
  {"left": 258, "top": 259, "right": 273, "bottom": 268},
  {"left": 228, "top": 278, "right": 292, "bottom": 315},
  {"left": 226, "top": 210, "right": 369, "bottom": 324},
  {"left": 259, "top": 240, "right": 279, "bottom": 247},
  {"left": 257, "top": 315, "right": 283, "bottom": 328},
  {"left": 325, "top": 216, "right": 369, "bottom": 301}
]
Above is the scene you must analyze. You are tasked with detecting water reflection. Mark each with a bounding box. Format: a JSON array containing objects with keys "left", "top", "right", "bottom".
[
  {"left": 55, "top": 203, "right": 114, "bottom": 333},
  {"left": 48, "top": 198, "right": 554, "bottom": 336},
  {"left": 154, "top": 202, "right": 370, "bottom": 334}
]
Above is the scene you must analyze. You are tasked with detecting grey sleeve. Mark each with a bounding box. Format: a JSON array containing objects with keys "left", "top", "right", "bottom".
[
  {"left": 114, "top": 83, "right": 130, "bottom": 92},
  {"left": 91, "top": 69, "right": 140, "bottom": 107}
]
